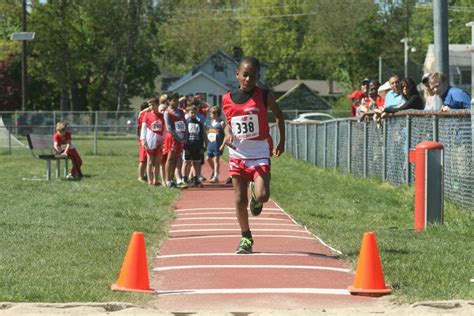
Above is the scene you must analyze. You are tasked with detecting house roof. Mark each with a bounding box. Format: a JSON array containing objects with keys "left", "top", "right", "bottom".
[
  {"left": 273, "top": 80, "right": 347, "bottom": 96},
  {"left": 277, "top": 83, "right": 330, "bottom": 110},
  {"left": 168, "top": 70, "right": 229, "bottom": 91},
  {"left": 192, "top": 49, "right": 239, "bottom": 75}
]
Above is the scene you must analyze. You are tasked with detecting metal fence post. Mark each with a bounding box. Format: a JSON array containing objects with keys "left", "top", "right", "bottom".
[
  {"left": 305, "top": 124, "right": 309, "bottom": 161},
  {"left": 314, "top": 124, "right": 318, "bottom": 165},
  {"left": 406, "top": 115, "right": 411, "bottom": 184},
  {"left": 432, "top": 114, "right": 439, "bottom": 141},
  {"left": 323, "top": 123, "right": 327, "bottom": 168},
  {"left": 294, "top": 124, "right": 299, "bottom": 160},
  {"left": 94, "top": 111, "right": 98, "bottom": 155},
  {"left": 382, "top": 119, "right": 387, "bottom": 181},
  {"left": 8, "top": 127, "right": 12, "bottom": 154},
  {"left": 363, "top": 123, "right": 368, "bottom": 177},
  {"left": 334, "top": 121, "right": 339, "bottom": 168},
  {"left": 348, "top": 120, "right": 352, "bottom": 173}
]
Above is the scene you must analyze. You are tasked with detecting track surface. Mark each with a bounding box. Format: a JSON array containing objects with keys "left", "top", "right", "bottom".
[{"left": 151, "top": 163, "right": 376, "bottom": 312}]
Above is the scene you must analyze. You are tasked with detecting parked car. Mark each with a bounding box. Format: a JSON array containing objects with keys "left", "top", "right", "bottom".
[{"left": 292, "top": 112, "right": 335, "bottom": 123}]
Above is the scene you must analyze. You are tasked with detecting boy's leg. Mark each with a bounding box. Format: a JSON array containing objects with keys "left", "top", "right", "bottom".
[
  {"left": 146, "top": 153, "right": 155, "bottom": 185},
  {"left": 207, "top": 155, "right": 215, "bottom": 179},
  {"left": 165, "top": 151, "right": 176, "bottom": 183},
  {"left": 249, "top": 167, "right": 271, "bottom": 216},
  {"left": 232, "top": 175, "right": 254, "bottom": 254}
]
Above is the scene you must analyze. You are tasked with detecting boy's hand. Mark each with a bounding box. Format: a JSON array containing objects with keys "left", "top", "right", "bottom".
[
  {"left": 224, "top": 134, "right": 235, "bottom": 150},
  {"left": 273, "top": 143, "right": 284, "bottom": 157}
]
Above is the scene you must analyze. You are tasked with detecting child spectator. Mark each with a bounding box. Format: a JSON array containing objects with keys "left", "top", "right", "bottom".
[
  {"left": 163, "top": 92, "right": 188, "bottom": 189},
  {"left": 136, "top": 101, "right": 149, "bottom": 182},
  {"left": 347, "top": 90, "right": 364, "bottom": 117},
  {"left": 223, "top": 56, "right": 285, "bottom": 254},
  {"left": 182, "top": 105, "right": 207, "bottom": 187},
  {"left": 53, "top": 121, "right": 83, "bottom": 180},
  {"left": 206, "top": 105, "right": 225, "bottom": 183},
  {"left": 140, "top": 97, "right": 165, "bottom": 186}
]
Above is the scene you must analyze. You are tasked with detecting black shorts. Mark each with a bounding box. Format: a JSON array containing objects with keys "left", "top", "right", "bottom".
[{"left": 184, "top": 144, "right": 202, "bottom": 161}]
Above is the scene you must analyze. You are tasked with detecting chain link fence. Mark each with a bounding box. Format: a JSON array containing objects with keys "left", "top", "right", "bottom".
[{"left": 272, "top": 110, "right": 474, "bottom": 211}]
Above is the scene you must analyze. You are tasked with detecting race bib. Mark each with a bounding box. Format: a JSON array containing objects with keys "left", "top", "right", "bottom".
[
  {"left": 188, "top": 123, "right": 200, "bottom": 134},
  {"left": 231, "top": 114, "right": 259, "bottom": 140},
  {"left": 151, "top": 120, "right": 162, "bottom": 132},
  {"left": 207, "top": 132, "right": 217, "bottom": 142},
  {"left": 175, "top": 121, "right": 186, "bottom": 132}
]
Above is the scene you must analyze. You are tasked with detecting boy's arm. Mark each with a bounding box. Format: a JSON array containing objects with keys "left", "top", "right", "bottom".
[
  {"left": 53, "top": 141, "right": 61, "bottom": 153},
  {"left": 164, "top": 111, "right": 184, "bottom": 142},
  {"left": 140, "top": 121, "right": 147, "bottom": 148},
  {"left": 267, "top": 93, "right": 285, "bottom": 157},
  {"left": 223, "top": 123, "right": 235, "bottom": 150}
]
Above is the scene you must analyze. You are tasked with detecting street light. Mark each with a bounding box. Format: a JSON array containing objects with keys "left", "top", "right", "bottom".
[{"left": 400, "top": 38, "right": 410, "bottom": 78}]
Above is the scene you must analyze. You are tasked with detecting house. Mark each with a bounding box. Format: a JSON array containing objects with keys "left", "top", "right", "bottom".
[
  {"left": 276, "top": 83, "right": 330, "bottom": 112},
  {"left": 424, "top": 44, "right": 472, "bottom": 92},
  {"left": 167, "top": 49, "right": 266, "bottom": 106},
  {"left": 273, "top": 79, "right": 348, "bottom": 105}
]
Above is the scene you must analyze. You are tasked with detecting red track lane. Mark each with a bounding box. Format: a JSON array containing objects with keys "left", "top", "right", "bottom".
[{"left": 151, "top": 162, "right": 376, "bottom": 312}]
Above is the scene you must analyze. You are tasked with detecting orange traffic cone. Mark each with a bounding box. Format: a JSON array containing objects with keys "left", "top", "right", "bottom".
[
  {"left": 111, "top": 232, "right": 154, "bottom": 293},
  {"left": 348, "top": 231, "right": 392, "bottom": 297}
]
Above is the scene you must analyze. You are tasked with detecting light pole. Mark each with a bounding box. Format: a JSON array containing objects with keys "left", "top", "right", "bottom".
[
  {"left": 466, "top": 22, "right": 474, "bottom": 98},
  {"left": 400, "top": 38, "right": 410, "bottom": 78}
]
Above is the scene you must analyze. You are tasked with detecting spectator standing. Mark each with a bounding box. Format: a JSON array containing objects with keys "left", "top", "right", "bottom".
[
  {"left": 347, "top": 90, "right": 364, "bottom": 117},
  {"left": 421, "top": 73, "right": 442, "bottom": 111},
  {"left": 363, "top": 80, "right": 384, "bottom": 111},
  {"left": 384, "top": 75, "right": 406, "bottom": 109},
  {"left": 53, "top": 122, "right": 83, "bottom": 180},
  {"left": 223, "top": 56, "right": 285, "bottom": 254},
  {"left": 429, "top": 72, "right": 471, "bottom": 111}
]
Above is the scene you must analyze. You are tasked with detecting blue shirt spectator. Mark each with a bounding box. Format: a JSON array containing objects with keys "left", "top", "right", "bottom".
[
  {"left": 429, "top": 72, "right": 471, "bottom": 111},
  {"left": 384, "top": 75, "right": 406, "bottom": 108},
  {"left": 441, "top": 86, "right": 471, "bottom": 110}
]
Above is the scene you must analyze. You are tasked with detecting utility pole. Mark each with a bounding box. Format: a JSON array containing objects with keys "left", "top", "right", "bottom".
[
  {"left": 466, "top": 22, "right": 474, "bottom": 97},
  {"left": 21, "top": 0, "right": 27, "bottom": 111},
  {"left": 433, "top": 0, "right": 449, "bottom": 76},
  {"left": 400, "top": 38, "right": 409, "bottom": 78}
]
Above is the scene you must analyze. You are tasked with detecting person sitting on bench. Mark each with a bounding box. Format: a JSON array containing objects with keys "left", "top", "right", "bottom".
[{"left": 53, "top": 121, "right": 83, "bottom": 179}]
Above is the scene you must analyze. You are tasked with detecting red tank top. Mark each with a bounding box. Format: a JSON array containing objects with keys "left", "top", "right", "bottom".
[{"left": 222, "top": 87, "right": 269, "bottom": 141}]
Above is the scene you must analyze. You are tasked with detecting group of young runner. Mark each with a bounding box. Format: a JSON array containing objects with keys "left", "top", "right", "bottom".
[{"left": 137, "top": 91, "right": 227, "bottom": 189}]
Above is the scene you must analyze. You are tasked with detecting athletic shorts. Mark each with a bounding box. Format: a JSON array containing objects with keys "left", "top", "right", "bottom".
[
  {"left": 146, "top": 147, "right": 162, "bottom": 156},
  {"left": 207, "top": 141, "right": 223, "bottom": 158},
  {"left": 163, "top": 134, "right": 183, "bottom": 155},
  {"left": 184, "top": 146, "right": 202, "bottom": 161},
  {"left": 228, "top": 158, "right": 270, "bottom": 182},
  {"left": 139, "top": 141, "right": 147, "bottom": 163}
]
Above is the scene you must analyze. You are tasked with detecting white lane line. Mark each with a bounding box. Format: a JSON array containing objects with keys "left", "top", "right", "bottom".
[
  {"left": 169, "top": 234, "right": 315, "bottom": 241},
  {"left": 157, "top": 252, "right": 333, "bottom": 259},
  {"left": 170, "top": 228, "right": 310, "bottom": 233},
  {"left": 176, "top": 211, "right": 283, "bottom": 216},
  {"left": 175, "top": 217, "right": 291, "bottom": 221},
  {"left": 171, "top": 223, "right": 299, "bottom": 227},
  {"left": 175, "top": 207, "right": 282, "bottom": 212},
  {"left": 272, "top": 201, "right": 343, "bottom": 255},
  {"left": 156, "top": 288, "right": 351, "bottom": 296},
  {"left": 154, "top": 264, "right": 351, "bottom": 273}
]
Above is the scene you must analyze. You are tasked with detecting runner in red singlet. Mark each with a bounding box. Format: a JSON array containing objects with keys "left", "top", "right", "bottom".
[{"left": 223, "top": 56, "right": 285, "bottom": 254}]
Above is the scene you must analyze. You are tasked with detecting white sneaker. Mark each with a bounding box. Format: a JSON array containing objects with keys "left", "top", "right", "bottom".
[
  {"left": 209, "top": 176, "right": 219, "bottom": 183},
  {"left": 65, "top": 174, "right": 75, "bottom": 180}
]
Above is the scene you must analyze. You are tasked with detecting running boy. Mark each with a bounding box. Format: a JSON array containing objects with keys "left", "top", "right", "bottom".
[
  {"left": 222, "top": 56, "right": 285, "bottom": 254},
  {"left": 53, "top": 121, "right": 83, "bottom": 179},
  {"left": 163, "top": 92, "right": 188, "bottom": 188},
  {"left": 140, "top": 97, "right": 165, "bottom": 186},
  {"left": 182, "top": 105, "right": 207, "bottom": 187},
  {"left": 137, "top": 101, "right": 149, "bottom": 182}
]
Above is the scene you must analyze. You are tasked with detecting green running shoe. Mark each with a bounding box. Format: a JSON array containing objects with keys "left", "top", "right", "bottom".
[
  {"left": 249, "top": 181, "right": 263, "bottom": 216},
  {"left": 236, "top": 237, "right": 254, "bottom": 254}
]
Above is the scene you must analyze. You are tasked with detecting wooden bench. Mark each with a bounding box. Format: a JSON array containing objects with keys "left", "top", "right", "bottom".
[{"left": 26, "top": 134, "right": 69, "bottom": 180}]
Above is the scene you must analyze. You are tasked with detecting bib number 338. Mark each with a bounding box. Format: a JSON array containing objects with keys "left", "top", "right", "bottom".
[{"left": 231, "top": 114, "right": 259, "bottom": 140}]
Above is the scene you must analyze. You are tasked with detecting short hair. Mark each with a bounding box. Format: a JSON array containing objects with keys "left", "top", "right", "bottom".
[
  {"left": 147, "top": 97, "right": 159, "bottom": 105},
  {"left": 238, "top": 56, "right": 261, "bottom": 74},
  {"left": 186, "top": 105, "right": 198, "bottom": 113},
  {"left": 159, "top": 94, "right": 168, "bottom": 104},
  {"left": 167, "top": 92, "right": 179, "bottom": 100},
  {"left": 209, "top": 105, "right": 221, "bottom": 116},
  {"left": 56, "top": 121, "right": 67, "bottom": 132},
  {"left": 429, "top": 72, "right": 448, "bottom": 85},
  {"left": 140, "top": 101, "right": 149, "bottom": 111}
]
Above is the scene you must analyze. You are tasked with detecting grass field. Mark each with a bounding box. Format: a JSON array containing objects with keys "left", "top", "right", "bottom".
[{"left": 0, "top": 138, "right": 472, "bottom": 304}]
